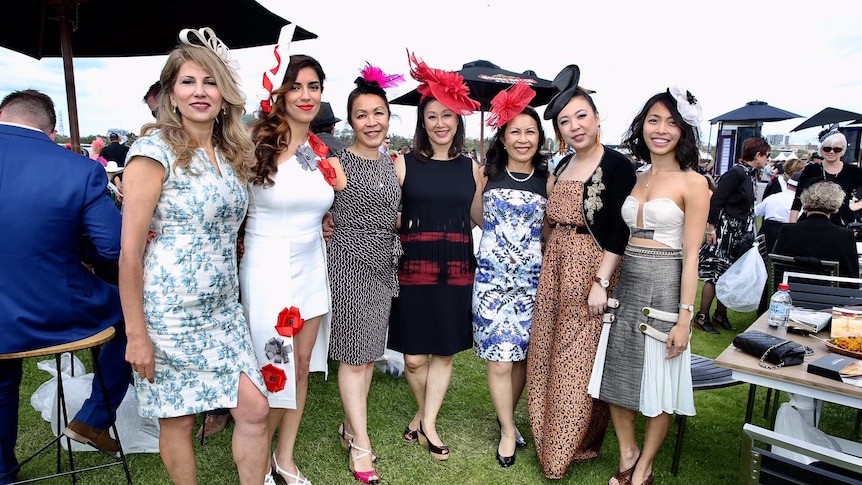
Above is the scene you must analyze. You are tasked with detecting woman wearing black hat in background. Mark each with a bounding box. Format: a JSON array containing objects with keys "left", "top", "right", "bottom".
[{"left": 525, "top": 65, "right": 636, "bottom": 479}]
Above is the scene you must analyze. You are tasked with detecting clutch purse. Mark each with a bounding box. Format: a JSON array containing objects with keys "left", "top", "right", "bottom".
[{"left": 732, "top": 330, "right": 813, "bottom": 369}]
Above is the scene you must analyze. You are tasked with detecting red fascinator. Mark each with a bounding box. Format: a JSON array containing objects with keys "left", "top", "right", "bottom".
[
  {"left": 486, "top": 82, "right": 536, "bottom": 129},
  {"left": 407, "top": 50, "right": 480, "bottom": 116}
]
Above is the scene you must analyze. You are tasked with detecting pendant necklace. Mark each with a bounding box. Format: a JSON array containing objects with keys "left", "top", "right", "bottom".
[{"left": 506, "top": 166, "right": 534, "bottom": 183}]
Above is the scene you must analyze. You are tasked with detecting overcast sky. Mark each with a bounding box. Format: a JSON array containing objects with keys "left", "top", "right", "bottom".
[{"left": 1, "top": 0, "right": 860, "bottom": 148}]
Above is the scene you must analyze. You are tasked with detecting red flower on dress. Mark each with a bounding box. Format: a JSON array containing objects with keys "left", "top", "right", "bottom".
[
  {"left": 146, "top": 229, "right": 157, "bottom": 244},
  {"left": 276, "top": 306, "right": 304, "bottom": 337},
  {"left": 260, "top": 364, "right": 286, "bottom": 392},
  {"left": 307, "top": 131, "right": 330, "bottom": 159},
  {"left": 317, "top": 158, "right": 337, "bottom": 187}
]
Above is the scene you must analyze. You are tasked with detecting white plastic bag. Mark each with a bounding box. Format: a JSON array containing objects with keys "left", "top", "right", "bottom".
[
  {"left": 30, "top": 356, "right": 160, "bottom": 453},
  {"left": 716, "top": 242, "right": 766, "bottom": 312},
  {"left": 773, "top": 394, "right": 841, "bottom": 464},
  {"left": 374, "top": 348, "right": 404, "bottom": 378}
]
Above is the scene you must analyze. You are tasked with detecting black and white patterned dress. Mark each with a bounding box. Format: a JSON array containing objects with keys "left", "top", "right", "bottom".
[{"left": 327, "top": 149, "right": 402, "bottom": 365}]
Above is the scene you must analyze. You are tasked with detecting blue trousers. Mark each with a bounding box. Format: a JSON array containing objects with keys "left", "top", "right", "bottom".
[{"left": 0, "top": 322, "right": 129, "bottom": 484}]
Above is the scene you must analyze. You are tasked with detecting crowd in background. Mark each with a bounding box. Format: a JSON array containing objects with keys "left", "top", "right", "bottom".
[{"left": 5, "top": 24, "right": 862, "bottom": 485}]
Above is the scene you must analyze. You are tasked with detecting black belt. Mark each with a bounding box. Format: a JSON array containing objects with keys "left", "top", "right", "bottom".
[{"left": 554, "top": 223, "right": 590, "bottom": 234}]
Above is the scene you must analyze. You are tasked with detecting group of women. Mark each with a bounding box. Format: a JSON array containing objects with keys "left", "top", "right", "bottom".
[{"left": 117, "top": 27, "right": 712, "bottom": 485}]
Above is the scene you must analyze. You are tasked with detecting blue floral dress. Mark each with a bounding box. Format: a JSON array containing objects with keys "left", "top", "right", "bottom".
[
  {"left": 128, "top": 131, "right": 266, "bottom": 419},
  {"left": 472, "top": 170, "right": 547, "bottom": 361}
]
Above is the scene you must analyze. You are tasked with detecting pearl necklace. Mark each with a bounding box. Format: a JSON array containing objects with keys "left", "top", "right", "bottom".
[{"left": 506, "top": 166, "right": 534, "bottom": 183}]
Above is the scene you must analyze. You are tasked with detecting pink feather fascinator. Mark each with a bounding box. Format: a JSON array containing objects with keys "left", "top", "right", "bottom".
[
  {"left": 486, "top": 82, "right": 536, "bottom": 129},
  {"left": 360, "top": 63, "right": 405, "bottom": 89}
]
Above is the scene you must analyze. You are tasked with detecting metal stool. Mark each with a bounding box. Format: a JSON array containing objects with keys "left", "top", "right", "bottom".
[{"left": 0, "top": 327, "right": 132, "bottom": 484}]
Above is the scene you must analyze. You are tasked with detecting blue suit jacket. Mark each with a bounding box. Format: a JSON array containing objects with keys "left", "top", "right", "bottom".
[{"left": 0, "top": 124, "right": 122, "bottom": 353}]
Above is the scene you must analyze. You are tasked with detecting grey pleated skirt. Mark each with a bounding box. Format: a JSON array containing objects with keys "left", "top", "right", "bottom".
[{"left": 599, "top": 244, "right": 694, "bottom": 416}]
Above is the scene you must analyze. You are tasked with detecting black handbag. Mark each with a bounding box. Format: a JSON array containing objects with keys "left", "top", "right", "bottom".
[{"left": 732, "top": 330, "right": 813, "bottom": 369}]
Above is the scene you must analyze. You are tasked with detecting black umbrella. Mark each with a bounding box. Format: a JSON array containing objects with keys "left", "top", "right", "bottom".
[
  {"left": 709, "top": 100, "right": 802, "bottom": 124},
  {"left": 790, "top": 107, "right": 862, "bottom": 132},
  {"left": 390, "top": 60, "right": 556, "bottom": 154},
  {"left": 1, "top": 0, "right": 317, "bottom": 152}
]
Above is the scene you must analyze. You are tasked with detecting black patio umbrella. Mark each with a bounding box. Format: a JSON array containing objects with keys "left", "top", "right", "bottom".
[
  {"left": 790, "top": 107, "right": 862, "bottom": 132},
  {"left": 709, "top": 100, "right": 802, "bottom": 124},
  {"left": 390, "top": 60, "right": 556, "bottom": 154},
  {"left": 1, "top": 0, "right": 317, "bottom": 152}
]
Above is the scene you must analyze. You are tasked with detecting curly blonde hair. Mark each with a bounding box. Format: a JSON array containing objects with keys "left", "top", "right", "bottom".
[
  {"left": 801, "top": 181, "right": 845, "bottom": 213},
  {"left": 140, "top": 43, "right": 254, "bottom": 183}
]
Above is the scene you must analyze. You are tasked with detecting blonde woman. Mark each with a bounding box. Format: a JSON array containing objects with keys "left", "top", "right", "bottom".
[{"left": 120, "top": 29, "right": 270, "bottom": 484}]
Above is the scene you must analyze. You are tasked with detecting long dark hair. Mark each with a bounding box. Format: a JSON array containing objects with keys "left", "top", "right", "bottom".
[
  {"left": 483, "top": 106, "right": 548, "bottom": 178},
  {"left": 251, "top": 54, "right": 326, "bottom": 186},
  {"left": 622, "top": 92, "right": 699, "bottom": 170},
  {"left": 412, "top": 96, "right": 466, "bottom": 161}
]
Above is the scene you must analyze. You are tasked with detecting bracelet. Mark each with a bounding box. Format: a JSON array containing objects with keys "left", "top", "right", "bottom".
[
  {"left": 678, "top": 303, "right": 694, "bottom": 313},
  {"left": 705, "top": 231, "right": 716, "bottom": 235}
]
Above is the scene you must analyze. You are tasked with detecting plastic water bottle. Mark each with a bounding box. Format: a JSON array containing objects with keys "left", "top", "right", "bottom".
[{"left": 768, "top": 283, "right": 792, "bottom": 327}]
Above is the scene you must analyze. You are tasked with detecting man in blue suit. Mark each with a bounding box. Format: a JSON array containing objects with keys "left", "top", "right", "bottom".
[{"left": 0, "top": 90, "right": 130, "bottom": 483}]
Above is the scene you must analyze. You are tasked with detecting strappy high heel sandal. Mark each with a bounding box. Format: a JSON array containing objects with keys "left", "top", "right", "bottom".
[
  {"left": 348, "top": 440, "right": 381, "bottom": 484},
  {"left": 271, "top": 453, "right": 312, "bottom": 485},
  {"left": 608, "top": 452, "right": 640, "bottom": 485},
  {"left": 417, "top": 421, "right": 449, "bottom": 461},
  {"left": 338, "top": 422, "right": 377, "bottom": 463}
]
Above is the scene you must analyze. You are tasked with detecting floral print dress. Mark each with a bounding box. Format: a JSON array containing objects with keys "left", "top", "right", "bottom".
[
  {"left": 472, "top": 171, "right": 547, "bottom": 361},
  {"left": 129, "top": 131, "right": 266, "bottom": 419}
]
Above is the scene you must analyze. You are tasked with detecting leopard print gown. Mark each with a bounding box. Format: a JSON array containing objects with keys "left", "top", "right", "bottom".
[{"left": 526, "top": 181, "right": 611, "bottom": 479}]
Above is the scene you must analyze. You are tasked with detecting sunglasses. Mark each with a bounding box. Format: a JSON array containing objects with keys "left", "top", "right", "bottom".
[{"left": 822, "top": 146, "right": 844, "bottom": 154}]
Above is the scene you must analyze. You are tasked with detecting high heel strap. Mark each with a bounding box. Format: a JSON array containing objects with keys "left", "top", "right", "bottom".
[
  {"left": 271, "top": 453, "right": 312, "bottom": 485},
  {"left": 348, "top": 440, "right": 380, "bottom": 484}
]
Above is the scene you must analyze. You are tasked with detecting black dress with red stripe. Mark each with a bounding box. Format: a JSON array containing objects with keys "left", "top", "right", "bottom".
[{"left": 387, "top": 152, "right": 476, "bottom": 356}]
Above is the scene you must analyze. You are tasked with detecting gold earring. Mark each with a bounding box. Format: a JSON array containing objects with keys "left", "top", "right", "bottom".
[{"left": 596, "top": 129, "right": 601, "bottom": 145}]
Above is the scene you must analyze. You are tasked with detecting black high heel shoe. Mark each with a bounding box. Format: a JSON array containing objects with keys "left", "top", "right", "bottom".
[
  {"left": 711, "top": 312, "right": 736, "bottom": 331},
  {"left": 417, "top": 421, "right": 449, "bottom": 461},
  {"left": 496, "top": 417, "right": 527, "bottom": 448},
  {"left": 693, "top": 313, "right": 720, "bottom": 334},
  {"left": 496, "top": 446, "right": 515, "bottom": 468}
]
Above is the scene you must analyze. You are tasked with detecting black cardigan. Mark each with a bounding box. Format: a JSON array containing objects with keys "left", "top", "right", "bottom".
[
  {"left": 708, "top": 163, "right": 756, "bottom": 225},
  {"left": 555, "top": 147, "right": 636, "bottom": 255}
]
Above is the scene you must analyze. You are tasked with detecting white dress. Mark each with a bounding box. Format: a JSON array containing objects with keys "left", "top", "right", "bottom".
[{"left": 239, "top": 141, "right": 334, "bottom": 408}]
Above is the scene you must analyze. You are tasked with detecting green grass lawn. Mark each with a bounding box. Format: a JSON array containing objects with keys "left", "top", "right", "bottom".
[{"left": 11, "top": 291, "right": 860, "bottom": 484}]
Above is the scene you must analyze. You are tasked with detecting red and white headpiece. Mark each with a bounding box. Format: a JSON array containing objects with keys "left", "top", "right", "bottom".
[{"left": 259, "top": 25, "right": 296, "bottom": 113}]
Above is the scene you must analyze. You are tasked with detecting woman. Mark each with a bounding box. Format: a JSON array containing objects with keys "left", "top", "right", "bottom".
[
  {"left": 328, "top": 66, "right": 404, "bottom": 485},
  {"left": 471, "top": 83, "right": 548, "bottom": 468},
  {"left": 89, "top": 136, "right": 107, "bottom": 166},
  {"left": 791, "top": 129, "right": 862, "bottom": 226},
  {"left": 387, "top": 52, "right": 482, "bottom": 461},
  {"left": 775, "top": 181, "right": 859, "bottom": 279},
  {"left": 762, "top": 158, "right": 803, "bottom": 199},
  {"left": 599, "top": 88, "right": 710, "bottom": 485},
  {"left": 240, "top": 54, "right": 347, "bottom": 485},
  {"left": 120, "top": 28, "right": 270, "bottom": 484},
  {"left": 695, "top": 137, "right": 769, "bottom": 334},
  {"left": 526, "top": 65, "right": 636, "bottom": 479}
]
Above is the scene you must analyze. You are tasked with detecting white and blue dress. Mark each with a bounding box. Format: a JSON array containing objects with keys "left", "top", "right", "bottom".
[
  {"left": 128, "top": 131, "right": 266, "bottom": 419},
  {"left": 472, "top": 170, "right": 547, "bottom": 361}
]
